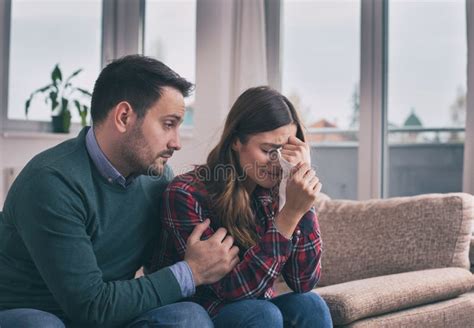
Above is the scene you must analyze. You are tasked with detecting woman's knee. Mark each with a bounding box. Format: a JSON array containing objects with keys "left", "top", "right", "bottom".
[
  {"left": 272, "top": 292, "right": 332, "bottom": 327},
  {"left": 296, "top": 292, "right": 332, "bottom": 326},
  {"left": 258, "top": 302, "right": 284, "bottom": 326},
  {"left": 241, "top": 301, "right": 283, "bottom": 328},
  {"left": 214, "top": 300, "right": 284, "bottom": 328}
]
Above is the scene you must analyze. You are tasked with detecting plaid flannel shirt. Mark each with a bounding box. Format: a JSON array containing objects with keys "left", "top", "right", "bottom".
[{"left": 153, "top": 170, "right": 322, "bottom": 317}]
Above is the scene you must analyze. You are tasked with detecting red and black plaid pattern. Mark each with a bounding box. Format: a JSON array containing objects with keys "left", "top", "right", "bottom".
[{"left": 153, "top": 170, "right": 322, "bottom": 317}]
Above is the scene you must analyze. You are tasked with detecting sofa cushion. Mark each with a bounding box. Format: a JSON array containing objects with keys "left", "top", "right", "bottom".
[
  {"left": 315, "top": 267, "right": 474, "bottom": 326},
  {"left": 316, "top": 193, "right": 474, "bottom": 286},
  {"left": 346, "top": 292, "right": 474, "bottom": 328}
]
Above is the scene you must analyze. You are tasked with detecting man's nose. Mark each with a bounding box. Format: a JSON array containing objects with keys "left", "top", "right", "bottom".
[{"left": 168, "top": 131, "right": 182, "bottom": 151}]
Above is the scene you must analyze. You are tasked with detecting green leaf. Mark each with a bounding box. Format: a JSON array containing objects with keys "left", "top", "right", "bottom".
[
  {"left": 34, "top": 83, "right": 55, "bottom": 94},
  {"left": 50, "top": 91, "right": 59, "bottom": 111},
  {"left": 64, "top": 68, "right": 83, "bottom": 85},
  {"left": 25, "top": 98, "right": 31, "bottom": 116},
  {"left": 24, "top": 83, "right": 54, "bottom": 116},
  {"left": 74, "top": 99, "right": 81, "bottom": 110},
  {"left": 80, "top": 105, "right": 89, "bottom": 127},
  {"left": 75, "top": 87, "right": 92, "bottom": 97},
  {"left": 51, "top": 64, "right": 62, "bottom": 84},
  {"left": 61, "top": 97, "right": 69, "bottom": 113}
]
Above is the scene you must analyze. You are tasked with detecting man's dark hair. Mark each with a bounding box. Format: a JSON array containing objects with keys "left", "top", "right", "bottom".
[{"left": 90, "top": 55, "right": 194, "bottom": 125}]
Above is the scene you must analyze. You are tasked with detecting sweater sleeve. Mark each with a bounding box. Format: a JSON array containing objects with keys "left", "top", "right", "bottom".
[{"left": 11, "top": 168, "right": 182, "bottom": 327}]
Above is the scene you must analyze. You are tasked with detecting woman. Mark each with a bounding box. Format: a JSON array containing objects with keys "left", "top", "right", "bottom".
[{"left": 156, "top": 86, "right": 332, "bottom": 327}]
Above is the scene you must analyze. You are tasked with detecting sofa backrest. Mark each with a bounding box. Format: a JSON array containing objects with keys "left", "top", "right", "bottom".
[{"left": 316, "top": 193, "right": 474, "bottom": 286}]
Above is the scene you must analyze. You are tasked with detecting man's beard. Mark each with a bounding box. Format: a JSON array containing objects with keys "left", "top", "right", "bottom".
[
  {"left": 121, "top": 124, "right": 173, "bottom": 177},
  {"left": 121, "top": 124, "right": 153, "bottom": 176}
]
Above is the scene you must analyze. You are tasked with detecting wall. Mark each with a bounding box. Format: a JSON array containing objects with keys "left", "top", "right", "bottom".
[{"left": 0, "top": 132, "right": 73, "bottom": 207}]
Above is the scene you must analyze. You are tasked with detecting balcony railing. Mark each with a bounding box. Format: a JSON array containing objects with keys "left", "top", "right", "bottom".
[
  {"left": 306, "top": 127, "right": 465, "bottom": 147},
  {"left": 307, "top": 127, "right": 465, "bottom": 200}
]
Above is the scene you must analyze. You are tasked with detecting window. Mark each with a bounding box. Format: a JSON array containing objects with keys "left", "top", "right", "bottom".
[
  {"left": 386, "top": 0, "right": 466, "bottom": 196},
  {"left": 281, "top": 0, "right": 361, "bottom": 199},
  {"left": 7, "top": 0, "right": 102, "bottom": 124},
  {"left": 144, "top": 0, "right": 196, "bottom": 127}
]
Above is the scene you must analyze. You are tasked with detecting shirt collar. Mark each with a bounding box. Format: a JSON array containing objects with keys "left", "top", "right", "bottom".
[{"left": 85, "top": 127, "right": 132, "bottom": 188}]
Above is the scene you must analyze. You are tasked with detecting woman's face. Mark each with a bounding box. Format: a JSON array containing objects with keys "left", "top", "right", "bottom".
[{"left": 233, "top": 124, "right": 297, "bottom": 190}]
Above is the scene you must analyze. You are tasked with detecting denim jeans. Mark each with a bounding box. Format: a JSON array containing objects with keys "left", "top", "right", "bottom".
[
  {"left": 0, "top": 302, "right": 213, "bottom": 328},
  {"left": 0, "top": 308, "right": 65, "bottom": 328},
  {"left": 212, "top": 292, "right": 333, "bottom": 328},
  {"left": 126, "top": 302, "right": 213, "bottom": 328}
]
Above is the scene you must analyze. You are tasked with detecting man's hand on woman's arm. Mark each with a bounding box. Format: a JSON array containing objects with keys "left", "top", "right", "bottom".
[{"left": 185, "top": 219, "right": 240, "bottom": 286}]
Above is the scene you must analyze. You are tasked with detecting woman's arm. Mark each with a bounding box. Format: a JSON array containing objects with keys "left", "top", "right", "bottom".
[
  {"left": 162, "top": 183, "right": 295, "bottom": 301},
  {"left": 280, "top": 207, "right": 322, "bottom": 293}
]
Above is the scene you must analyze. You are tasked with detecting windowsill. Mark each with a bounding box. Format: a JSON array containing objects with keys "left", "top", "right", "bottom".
[
  {"left": 2, "top": 131, "right": 75, "bottom": 140},
  {"left": 2, "top": 126, "right": 195, "bottom": 140}
]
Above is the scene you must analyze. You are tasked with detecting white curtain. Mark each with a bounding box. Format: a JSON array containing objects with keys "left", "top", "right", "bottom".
[
  {"left": 464, "top": 0, "right": 474, "bottom": 194},
  {"left": 230, "top": 0, "right": 268, "bottom": 102}
]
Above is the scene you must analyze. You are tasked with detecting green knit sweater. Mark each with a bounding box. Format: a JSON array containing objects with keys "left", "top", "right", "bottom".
[{"left": 0, "top": 129, "right": 181, "bottom": 327}]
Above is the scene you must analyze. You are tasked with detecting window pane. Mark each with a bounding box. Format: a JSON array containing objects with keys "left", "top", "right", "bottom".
[
  {"left": 282, "top": 0, "right": 360, "bottom": 199},
  {"left": 8, "top": 0, "right": 102, "bottom": 123},
  {"left": 387, "top": 0, "right": 466, "bottom": 197},
  {"left": 144, "top": 0, "right": 196, "bottom": 127}
]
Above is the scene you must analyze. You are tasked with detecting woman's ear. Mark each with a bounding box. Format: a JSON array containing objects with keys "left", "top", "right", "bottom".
[{"left": 231, "top": 138, "right": 242, "bottom": 152}]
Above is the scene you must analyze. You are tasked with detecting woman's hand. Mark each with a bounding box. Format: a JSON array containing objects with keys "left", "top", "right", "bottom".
[
  {"left": 275, "top": 162, "right": 322, "bottom": 238},
  {"left": 285, "top": 162, "right": 321, "bottom": 215},
  {"left": 280, "top": 136, "right": 311, "bottom": 166}
]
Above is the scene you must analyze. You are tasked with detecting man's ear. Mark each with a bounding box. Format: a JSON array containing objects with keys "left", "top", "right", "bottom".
[{"left": 113, "top": 101, "right": 135, "bottom": 133}]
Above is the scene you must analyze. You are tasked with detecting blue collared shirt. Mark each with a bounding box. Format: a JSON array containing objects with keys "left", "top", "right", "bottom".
[{"left": 85, "top": 127, "right": 195, "bottom": 298}]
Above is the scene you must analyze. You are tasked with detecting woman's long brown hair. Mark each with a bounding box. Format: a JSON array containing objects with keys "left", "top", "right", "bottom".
[{"left": 203, "top": 86, "right": 306, "bottom": 248}]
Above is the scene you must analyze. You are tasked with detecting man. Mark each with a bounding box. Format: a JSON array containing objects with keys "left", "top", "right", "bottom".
[{"left": 0, "top": 55, "right": 239, "bottom": 328}]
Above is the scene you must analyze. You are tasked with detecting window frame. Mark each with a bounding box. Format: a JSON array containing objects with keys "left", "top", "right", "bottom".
[
  {"left": 0, "top": 0, "right": 142, "bottom": 134},
  {"left": 276, "top": 0, "right": 474, "bottom": 198},
  {"left": 464, "top": 0, "right": 474, "bottom": 194}
]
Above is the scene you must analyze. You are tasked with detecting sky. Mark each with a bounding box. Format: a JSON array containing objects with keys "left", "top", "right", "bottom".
[
  {"left": 282, "top": 0, "right": 467, "bottom": 129},
  {"left": 7, "top": 0, "right": 467, "bottom": 130}
]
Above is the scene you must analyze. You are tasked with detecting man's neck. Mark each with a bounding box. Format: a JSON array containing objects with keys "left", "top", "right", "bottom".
[{"left": 93, "top": 127, "right": 132, "bottom": 178}]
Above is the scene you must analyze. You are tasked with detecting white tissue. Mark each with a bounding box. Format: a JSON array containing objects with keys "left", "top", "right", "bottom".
[
  {"left": 276, "top": 148, "right": 313, "bottom": 212},
  {"left": 277, "top": 148, "right": 295, "bottom": 213}
]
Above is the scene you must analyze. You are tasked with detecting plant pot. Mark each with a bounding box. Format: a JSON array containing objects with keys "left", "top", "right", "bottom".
[{"left": 52, "top": 110, "right": 71, "bottom": 133}]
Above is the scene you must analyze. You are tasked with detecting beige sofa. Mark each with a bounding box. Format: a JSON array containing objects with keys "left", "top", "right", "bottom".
[{"left": 276, "top": 193, "right": 474, "bottom": 327}]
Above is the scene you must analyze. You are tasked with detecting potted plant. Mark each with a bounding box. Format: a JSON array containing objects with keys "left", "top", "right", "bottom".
[{"left": 25, "top": 64, "right": 92, "bottom": 133}]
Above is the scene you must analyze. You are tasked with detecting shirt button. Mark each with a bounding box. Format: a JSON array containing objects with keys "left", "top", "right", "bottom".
[
  {"left": 295, "top": 230, "right": 302, "bottom": 236},
  {"left": 108, "top": 178, "right": 113, "bottom": 183}
]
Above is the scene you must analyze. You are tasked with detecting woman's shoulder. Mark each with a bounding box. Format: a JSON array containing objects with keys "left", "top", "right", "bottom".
[
  {"left": 166, "top": 167, "right": 209, "bottom": 198},
  {"left": 164, "top": 168, "right": 216, "bottom": 217}
]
